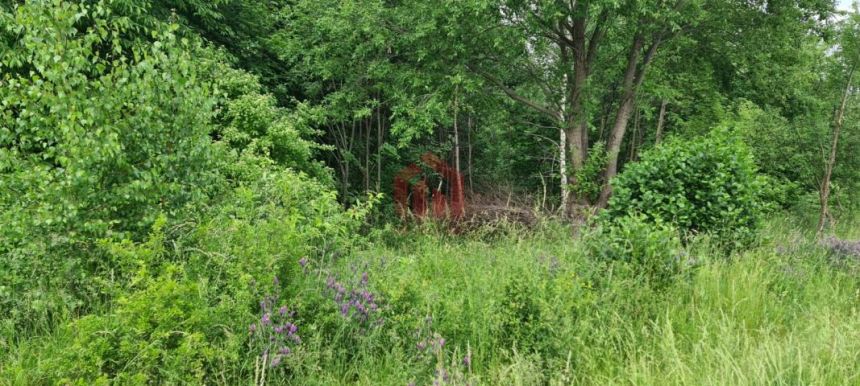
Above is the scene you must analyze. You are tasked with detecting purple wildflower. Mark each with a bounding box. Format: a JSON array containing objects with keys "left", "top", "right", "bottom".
[
  {"left": 299, "top": 257, "right": 308, "bottom": 268},
  {"left": 270, "top": 355, "right": 282, "bottom": 367},
  {"left": 279, "top": 306, "right": 288, "bottom": 316},
  {"left": 261, "top": 313, "right": 271, "bottom": 325},
  {"left": 463, "top": 354, "right": 471, "bottom": 367}
]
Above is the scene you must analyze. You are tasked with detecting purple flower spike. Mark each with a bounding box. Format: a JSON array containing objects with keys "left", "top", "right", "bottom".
[
  {"left": 288, "top": 323, "right": 298, "bottom": 334},
  {"left": 361, "top": 272, "right": 369, "bottom": 285},
  {"left": 270, "top": 355, "right": 282, "bottom": 367},
  {"left": 279, "top": 346, "right": 291, "bottom": 355},
  {"left": 340, "top": 302, "right": 350, "bottom": 316},
  {"left": 463, "top": 354, "right": 471, "bottom": 367},
  {"left": 261, "top": 313, "right": 271, "bottom": 325},
  {"left": 299, "top": 257, "right": 308, "bottom": 268},
  {"left": 279, "top": 306, "right": 288, "bottom": 316}
]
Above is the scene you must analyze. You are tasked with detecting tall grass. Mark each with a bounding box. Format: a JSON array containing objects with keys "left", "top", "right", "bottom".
[
  {"left": 2, "top": 215, "right": 859, "bottom": 385},
  {"left": 306, "top": 217, "right": 860, "bottom": 385}
]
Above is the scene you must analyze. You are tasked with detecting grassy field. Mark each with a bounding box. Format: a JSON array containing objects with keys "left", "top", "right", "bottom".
[{"left": 3, "top": 214, "right": 860, "bottom": 385}]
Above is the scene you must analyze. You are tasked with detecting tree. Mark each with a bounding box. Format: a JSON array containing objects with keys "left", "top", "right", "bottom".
[{"left": 818, "top": 3, "right": 859, "bottom": 235}]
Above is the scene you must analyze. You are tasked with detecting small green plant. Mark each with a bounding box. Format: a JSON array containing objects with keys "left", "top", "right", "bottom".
[
  {"left": 572, "top": 141, "right": 608, "bottom": 204},
  {"left": 588, "top": 214, "right": 685, "bottom": 284},
  {"left": 605, "top": 132, "right": 765, "bottom": 248}
]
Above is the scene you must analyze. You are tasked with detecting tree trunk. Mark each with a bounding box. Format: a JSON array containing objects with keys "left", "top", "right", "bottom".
[
  {"left": 655, "top": 99, "right": 668, "bottom": 144},
  {"left": 817, "top": 66, "right": 855, "bottom": 236},
  {"left": 452, "top": 87, "right": 465, "bottom": 219},
  {"left": 467, "top": 115, "right": 474, "bottom": 195},
  {"left": 376, "top": 99, "right": 383, "bottom": 193},
  {"left": 560, "top": 127, "right": 569, "bottom": 214},
  {"left": 598, "top": 34, "right": 660, "bottom": 208},
  {"left": 453, "top": 90, "right": 461, "bottom": 184},
  {"left": 364, "top": 117, "right": 370, "bottom": 193},
  {"left": 629, "top": 100, "right": 641, "bottom": 162}
]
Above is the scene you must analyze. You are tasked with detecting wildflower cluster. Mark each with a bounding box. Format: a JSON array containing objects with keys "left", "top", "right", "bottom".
[
  {"left": 410, "top": 316, "right": 474, "bottom": 386},
  {"left": 249, "top": 279, "right": 301, "bottom": 368},
  {"left": 325, "top": 269, "right": 382, "bottom": 325}
]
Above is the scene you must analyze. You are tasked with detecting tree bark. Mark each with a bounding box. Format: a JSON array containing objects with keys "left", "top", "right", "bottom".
[
  {"left": 655, "top": 98, "right": 668, "bottom": 144},
  {"left": 376, "top": 98, "right": 383, "bottom": 193},
  {"left": 598, "top": 34, "right": 661, "bottom": 208},
  {"left": 467, "top": 115, "right": 474, "bottom": 195},
  {"left": 817, "top": 66, "right": 855, "bottom": 236},
  {"left": 452, "top": 86, "right": 465, "bottom": 219},
  {"left": 560, "top": 127, "right": 569, "bottom": 214},
  {"left": 629, "top": 101, "right": 641, "bottom": 162},
  {"left": 364, "top": 116, "right": 370, "bottom": 193}
]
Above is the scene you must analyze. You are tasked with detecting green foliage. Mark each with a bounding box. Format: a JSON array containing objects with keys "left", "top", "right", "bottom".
[
  {"left": 587, "top": 214, "right": 685, "bottom": 284},
  {"left": 0, "top": 0, "right": 336, "bottom": 344},
  {"left": 605, "top": 133, "right": 765, "bottom": 247},
  {"left": 3, "top": 0, "right": 860, "bottom": 385},
  {"left": 0, "top": 1, "right": 223, "bottom": 333},
  {"left": 49, "top": 273, "right": 249, "bottom": 385},
  {"left": 728, "top": 100, "right": 821, "bottom": 198},
  {"left": 209, "top": 61, "right": 330, "bottom": 182},
  {"left": 572, "top": 141, "right": 607, "bottom": 203}
]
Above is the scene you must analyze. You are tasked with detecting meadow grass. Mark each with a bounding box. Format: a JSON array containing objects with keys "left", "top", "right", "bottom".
[
  {"left": 2, "top": 215, "right": 859, "bottom": 385},
  {"left": 309, "top": 217, "right": 860, "bottom": 385}
]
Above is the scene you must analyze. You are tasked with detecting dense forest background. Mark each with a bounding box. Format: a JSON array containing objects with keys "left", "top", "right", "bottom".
[{"left": 2, "top": 0, "right": 860, "bottom": 384}]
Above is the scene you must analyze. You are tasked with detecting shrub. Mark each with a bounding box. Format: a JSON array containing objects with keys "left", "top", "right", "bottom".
[
  {"left": 0, "top": 1, "right": 223, "bottom": 333},
  {"left": 587, "top": 214, "right": 685, "bottom": 283},
  {"left": 605, "top": 132, "right": 765, "bottom": 247}
]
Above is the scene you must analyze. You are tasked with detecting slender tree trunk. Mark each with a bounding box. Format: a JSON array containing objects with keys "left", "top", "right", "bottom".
[
  {"left": 629, "top": 101, "right": 641, "bottom": 162},
  {"left": 452, "top": 87, "right": 465, "bottom": 219},
  {"left": 655, "top": 99, "right": 668, "bottom": 144},
  {"left": 467, "top": 115, "right": 474, "bottom": 195},
  {"left": 376, "top": 99, "right": 383, "bottom": 193},
  {"left": 598, "top": 34, "right": 661, "bottom": 208},
  {"left": 453, "top": 91, "right": 462, "bottom": 180},
  {"left": 364, "top": 117, "right": 370, "bottom": 193},
  {"left": 560, "top": 127, "right": 569, "bottom": 214},
  {"left": 817, "top": 66, "right": 855, "bottom": 236},
  {"left": 559, "top": 74, "right": 571, "bottom": 214}
]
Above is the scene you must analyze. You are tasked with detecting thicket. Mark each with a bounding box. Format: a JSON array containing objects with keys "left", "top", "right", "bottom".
[{"left": 2, "top": 0, "right": 860, "bottom": 385}]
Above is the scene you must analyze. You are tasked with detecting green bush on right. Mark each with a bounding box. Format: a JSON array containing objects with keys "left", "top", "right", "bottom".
[{"left": 604, "top": 132, "right": 766, "bottom": 249}]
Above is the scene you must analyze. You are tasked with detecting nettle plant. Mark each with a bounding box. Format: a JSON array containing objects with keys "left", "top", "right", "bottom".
[{"left": 605, "top": 132, "right": 766, "bottom": 248}]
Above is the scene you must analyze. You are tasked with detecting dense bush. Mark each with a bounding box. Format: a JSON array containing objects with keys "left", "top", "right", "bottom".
[
  {"left": 0, "top": 2, "right": 224, "bottom": 333},
  {"left": 605, "top": 133, "right": 766, "bottom": 247},
  {"left": 4, "top": 167, "right": 376, "bottom": 384},
  {"left": 587, "top": 214, "right": 685, "bottom": 284}
]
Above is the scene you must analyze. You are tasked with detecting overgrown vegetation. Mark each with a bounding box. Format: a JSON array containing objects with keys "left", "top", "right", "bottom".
[{"left": 2, "top": 0, "right": 860, "bottom": 385}]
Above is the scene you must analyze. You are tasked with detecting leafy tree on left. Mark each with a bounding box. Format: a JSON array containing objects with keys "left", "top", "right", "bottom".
[{"left": 0, "top": 1, "right": 289, "bottom": 333}]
